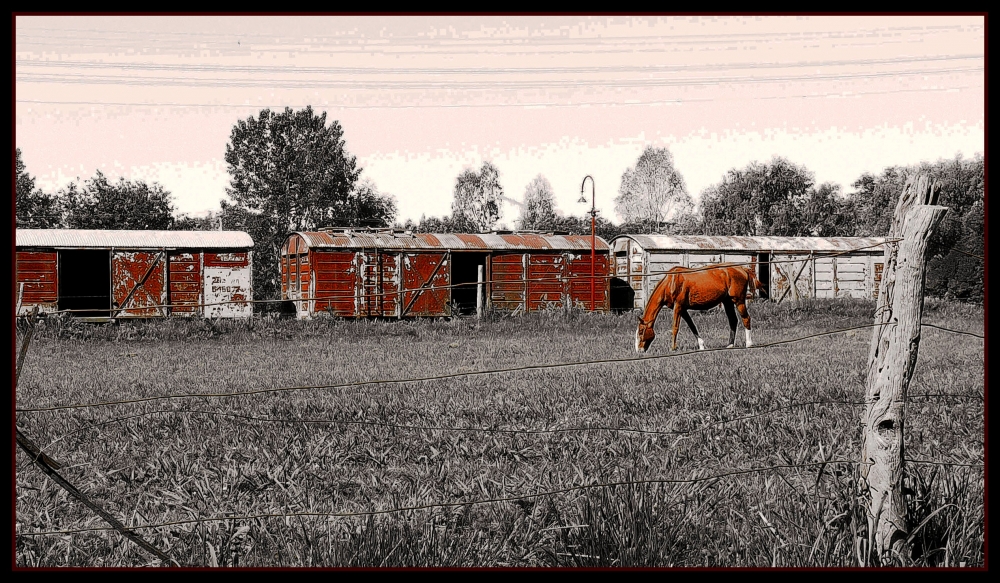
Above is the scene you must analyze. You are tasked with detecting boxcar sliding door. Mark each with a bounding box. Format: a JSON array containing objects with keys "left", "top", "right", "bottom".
[
  {"left": 112, "top": 250, "right": 167, "bottom": 317},
  {"left": 400, "top": 252, "right": 451, "bottom": 317}
]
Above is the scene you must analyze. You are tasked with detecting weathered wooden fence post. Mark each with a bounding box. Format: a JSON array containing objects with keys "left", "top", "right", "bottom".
[{"left": 859, "top": 173, "right": 947, "bottom": 565}]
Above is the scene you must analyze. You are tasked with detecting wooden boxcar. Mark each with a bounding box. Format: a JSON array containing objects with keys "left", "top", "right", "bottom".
[
  {"left": 611, "top": 235, "right": 888, "bottom": 310},
  {"left": 281, "top": 228, "right": 612, "bottom": 319},
  {"left": 15, "top": 229, "right": 254, "bottom": 320}
]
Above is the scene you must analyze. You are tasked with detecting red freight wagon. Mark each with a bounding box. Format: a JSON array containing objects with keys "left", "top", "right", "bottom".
[
  {"left": 281, "top": 228, "right": 612, "bottom": 319},
  {"left": 15, "top": 229, "right": 254, "bottom": 320}
]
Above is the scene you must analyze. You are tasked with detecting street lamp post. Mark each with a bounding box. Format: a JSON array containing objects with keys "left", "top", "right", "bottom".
[{"left": 578, "top": 176, "right": 596, "bottom": 312}]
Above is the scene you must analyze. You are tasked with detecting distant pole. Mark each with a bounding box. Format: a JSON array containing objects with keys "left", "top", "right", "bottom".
[{"left": 580, "top": 175, "right": 596, "bottom": 312}]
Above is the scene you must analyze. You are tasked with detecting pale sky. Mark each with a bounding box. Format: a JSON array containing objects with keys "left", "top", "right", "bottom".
[{"left": 15, "top": 15, "right": 985, "bottom": 228}]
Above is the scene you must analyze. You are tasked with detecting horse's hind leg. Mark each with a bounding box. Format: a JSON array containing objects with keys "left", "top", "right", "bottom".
[
  {"left": 671, "top": 303, "right": 683, "bottom": 351},
  {"left": 736, "top": 301, "right": 753, "bottom": 347},
  {"left": 679, "top": 309, "right": 704, "bottom": 350},
  {"left": 723, "top": 301, "right": 738, "bottom": 348}
]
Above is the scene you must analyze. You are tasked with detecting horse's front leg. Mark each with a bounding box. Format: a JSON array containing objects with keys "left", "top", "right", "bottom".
[
  {"left": 679, "top": 309, "right": 704, "bottom": 350},
  {"left": 723, "top": 301, "right": 738, "bottom": 348}
]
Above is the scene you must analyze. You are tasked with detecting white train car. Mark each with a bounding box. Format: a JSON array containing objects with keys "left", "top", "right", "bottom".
[{"left": 610, "top": 235, "right": 888, "bottom": 310}]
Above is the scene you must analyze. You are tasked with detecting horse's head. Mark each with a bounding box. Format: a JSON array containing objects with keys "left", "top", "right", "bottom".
[{"left": 635, "top": 315, "right": 656, "bottom": 353}]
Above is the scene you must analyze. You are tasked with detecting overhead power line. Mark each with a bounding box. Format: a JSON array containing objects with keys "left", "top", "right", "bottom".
[
  {"left": 15, "top": 84, "right": 983, "bottom": 111},
  {"left": 14, "top": 53, "right": 983, "bottom": 76},
  {"left": 15, "top": 65, "right": 984, "bottom": 90}
]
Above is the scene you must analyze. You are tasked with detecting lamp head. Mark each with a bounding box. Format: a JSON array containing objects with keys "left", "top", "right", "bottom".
[{"left": 577, "top": 193, "right": 588, "bottom": 204}]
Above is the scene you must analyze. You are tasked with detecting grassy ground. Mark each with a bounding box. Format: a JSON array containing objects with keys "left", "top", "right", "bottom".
[{"left": 15, "top": 298, "right": 984, "bottom": 567}]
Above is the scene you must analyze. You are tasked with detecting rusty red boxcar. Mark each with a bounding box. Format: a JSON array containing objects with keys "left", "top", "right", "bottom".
[
  {"left": 15, "top": 229, "right": 254, "bottom": 320},
  {"left": 281, "top": 228, "right": 612, "bottom": 319}
]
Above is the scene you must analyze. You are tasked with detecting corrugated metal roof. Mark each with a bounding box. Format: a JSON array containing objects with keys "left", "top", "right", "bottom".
[
  {"left": 614, "top": 234, "right": 887, "bottom": 253},
  {"left": 16, "top": 229, "right": 254, "bottom": 249},
  {"left": 292, "top": 230, "right": 610, "bottom": 252}
]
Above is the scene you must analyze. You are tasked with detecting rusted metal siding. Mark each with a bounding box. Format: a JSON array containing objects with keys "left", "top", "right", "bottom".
[
  {"left": 356, "top": 252, "right": 399, "bottom": 317},
  {"left": 203, "top": 252, "right": 252, "bottom": 318},
  {"left": 312, "top": 251, "right": 356, "bottom": 317},
  {"left": 295, "top": 230, "right": 609, "bottom": 252},
  {"left": 168, "top": 252, "right": 201, "bottom": 316},
  {"left": 288, "top": 231, "right": 613, "bottom": 318},
  {"left": 16, "top": 251, "right": 58, "bottom": 315},
  {"left": 400, "top": 252, "right": 451, "bottom": 317},
  {"left": 526, "top": 254, "right": 564, "bottom": 311},
  {"left": 281, "top": 235, "right": 308, "bottom": 318},
  {"left": 112, "top": 251, "right": 167, "bottom": 317},
  {"left": 490, "top": 253, "right": 527, "bottom": 312},
  {"left": 563, "top": 252, "right": 610, "bottom": 312}
]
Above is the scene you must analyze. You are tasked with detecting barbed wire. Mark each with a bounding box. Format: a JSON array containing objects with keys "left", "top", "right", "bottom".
[
  {"left": 16, "top": 457, "right": 982, "bottom": 539},
  {"left": 16, "top": 322, "right": 891, "bottom": 414},
  {"left": 17, "top": 314, "right": 984, "bottom": 415},
  {"left": 919, "top": 323, "right": 984, "bottom": 339},
  {"left": 37, "top": 389, "right": 983, "bottom": 457},
  {"left": 949, "top": 248, "right": 984, "bottom": 260}
]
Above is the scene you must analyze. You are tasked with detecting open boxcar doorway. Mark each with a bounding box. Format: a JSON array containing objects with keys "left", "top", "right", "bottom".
[
  {"left": 757, "top": 253, "right": 771, "bottom": 299},
  {"left": 58, "top": 249, "right": 111, "bottom": 317},
  {"left": 451, "top": 252, "right": 488, "bottom": 316},
  {"left": 610, "top": 277, "right": 635, "bottom": 314}
]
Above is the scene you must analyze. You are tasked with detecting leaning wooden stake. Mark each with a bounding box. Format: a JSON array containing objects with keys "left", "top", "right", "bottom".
[
  {"left": 15, "top": 307, "right": 177, "bottom": 567},
  {"left": 859, "top": 174, "right": 947, "bottom": 565}
]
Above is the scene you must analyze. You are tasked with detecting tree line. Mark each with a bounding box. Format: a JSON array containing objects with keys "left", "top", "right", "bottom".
[{"left": 17, "top": 107, "right": 983, "bottom": 303}]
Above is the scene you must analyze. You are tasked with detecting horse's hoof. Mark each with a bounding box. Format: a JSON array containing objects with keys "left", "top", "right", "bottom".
[{"left": 726, "top": 344, "right": 734, "bottom": 349}]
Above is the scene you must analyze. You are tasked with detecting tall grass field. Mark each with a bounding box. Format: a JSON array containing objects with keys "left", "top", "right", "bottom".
[{"left": 15, "top": 298, "right": 984, "bottom": 567}]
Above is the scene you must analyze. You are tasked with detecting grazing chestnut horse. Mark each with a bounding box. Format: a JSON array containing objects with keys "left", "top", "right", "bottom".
[{"left": 635, "top": 260, "right": 764, "bottom": 353}]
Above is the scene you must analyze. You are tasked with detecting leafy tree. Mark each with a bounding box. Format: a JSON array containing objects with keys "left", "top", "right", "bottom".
[
  {"left": 223, "top": 106, "right": 393, "bottom": 306},
  {"left": 701, "top": 157, "right": 815, "bottom": 237},
  {"left": 518, "top": 174, "right": 558, "bottom": 230},
  {"left": 404, "top": 213, "right": 476, "bottom": 233},
  {"left": 845, "top": 166, "right": 908, "bottom": 238},
  {"left": 351, "top": 178, "right": 398, "bottom": 228},
  {"left": 172, "top": 211, "right": 220, "bottom": 231},
  {"left": 843, "top": 154, "right": 983, "bottom": 300},
  {"left": 16, "top": 148, "right": 61, "bottom": 228},
  {"left": 60, "top": 171, "right": 175, "bottom": 230},
  {"left": 800, "top": 182, "right": 854, "bottom": 237},
  {"left": 451, "top": 161, "right": 504, "bottom": 232},
  {"left": 614, "top": 146, "right": 693, "bottom": 228}
]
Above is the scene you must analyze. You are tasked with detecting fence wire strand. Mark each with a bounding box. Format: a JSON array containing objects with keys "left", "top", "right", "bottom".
[
  {"left": 39, "top": 389, "right": 983, "bottom": 456},
  {"left": 17, "top": 456, "right": 982, "bottom": 539},
  {"left": 17, "top": 322, "right": 891, "bottom": 414}
]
